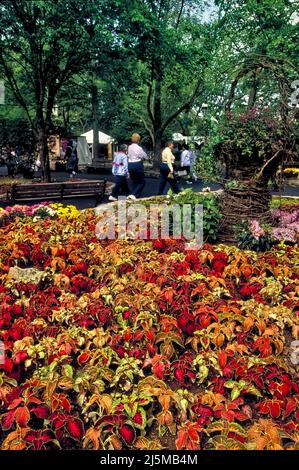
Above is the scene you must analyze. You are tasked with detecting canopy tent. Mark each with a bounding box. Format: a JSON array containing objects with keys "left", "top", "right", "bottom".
[{"left": 80, "top": 130, "right": 114, "bottom": 145}]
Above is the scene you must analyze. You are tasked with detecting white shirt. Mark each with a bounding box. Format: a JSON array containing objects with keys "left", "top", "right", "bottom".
[
  {"left": 162, "top": 147, "right": 175, "bottom": 173},
  {"left": 181, "top": 150, "right": 191, "bottom": 167},
  {"left": 128, "top": 143, "right": 147, "bottom": 163}
]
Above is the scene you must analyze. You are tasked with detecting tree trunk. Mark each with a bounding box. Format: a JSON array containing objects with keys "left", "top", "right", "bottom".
[
  {"left": 153, "top": 132, "right": 162, "bottom": 168},
  {"left": 153, "top": 79, "right": 163, "bottom": 168},
  {"left": 37, "top": 125, "right": 51, "bottom": 182},
  {"left": 91, "top": 83, "right": 100, "bottom": 161}
]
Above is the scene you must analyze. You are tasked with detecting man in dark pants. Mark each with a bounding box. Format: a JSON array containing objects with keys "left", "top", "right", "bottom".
[{"left": 127, "top": 133, "right": 147, "bottom": 199}]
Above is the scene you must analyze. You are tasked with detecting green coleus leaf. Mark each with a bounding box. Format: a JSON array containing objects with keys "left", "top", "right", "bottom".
[
  {"left": 231, "top": 387, "right": 241, "bottom": 401},
  {"left": 224, "top": 380, "right": 237, "bottom": 389},
  {"left": 246, "top": 385, "right": 263, "bottom": 398},
  {"left": 63, "top": 364, "right": 73, "bottom": 378},
  {"left": 228, "top": 422, "right": 247, "bottom": 438}
]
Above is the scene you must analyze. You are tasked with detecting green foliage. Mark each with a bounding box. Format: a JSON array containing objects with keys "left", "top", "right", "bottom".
[
  {"left": 168, "top": 189, "right": 222, "bottom": 242},
  {"left": 270, "top": 197, "right": 299, "bottom": 209}
]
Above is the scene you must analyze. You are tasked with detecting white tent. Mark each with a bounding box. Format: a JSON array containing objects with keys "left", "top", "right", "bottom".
[{"left": 80, "top": 130, "right": 114, "bottom": 144}]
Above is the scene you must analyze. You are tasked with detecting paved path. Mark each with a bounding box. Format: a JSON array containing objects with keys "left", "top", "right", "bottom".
[
  {"left": 52, "top": 170, "right": 298, "bottom": 210},
  {"left": 1, "top": 169, "right": 298, "bottom": 210}
]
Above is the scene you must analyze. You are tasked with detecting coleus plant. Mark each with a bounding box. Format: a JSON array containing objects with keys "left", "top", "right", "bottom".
[{"left": 0, "top": 204, "right": 298, "bottom": 450}]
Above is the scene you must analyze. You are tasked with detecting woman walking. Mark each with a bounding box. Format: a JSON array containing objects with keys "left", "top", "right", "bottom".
[
  {"left": 127, "top": 133, "right": 147, "bottom": 199},
  {"left": 157, "top": 140, "right": 180, "bottom": 195},
  {"left": 109, "top": 144, "right": 131, "bottom": 201}
]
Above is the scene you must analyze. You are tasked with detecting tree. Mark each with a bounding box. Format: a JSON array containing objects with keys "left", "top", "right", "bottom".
[
  {"left": 0, "top": 0, "right": 100, "bottom": 180},
  {"left": 117, "top": 0, "right": 217, "bottom": 165}
]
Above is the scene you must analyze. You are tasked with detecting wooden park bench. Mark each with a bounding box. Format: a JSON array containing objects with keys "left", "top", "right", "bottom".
[{"left": 7, "top": 179, "right": 107, "bottom": 206}]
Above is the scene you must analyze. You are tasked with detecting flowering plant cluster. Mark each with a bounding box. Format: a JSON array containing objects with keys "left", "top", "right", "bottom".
[
  {"left": 236, "top": 204, "right": 299, "bottom": 250},
  {"left": 0, "top": 203, "right": 79, "bottom": 227},
  {"left": 0, "top": 207, "right": 298, "bottom": 450},
  {"left": 235, "top": 220, "right": 273, "bottom": 252},
  {"left": 221, "top": 108, "right": 290, "bottom": 161},
  {"left": 271, "top": 205, "right": 299, "bottom": 243}
]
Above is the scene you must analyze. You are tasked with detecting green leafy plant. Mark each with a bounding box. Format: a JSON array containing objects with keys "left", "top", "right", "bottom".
[{"left": 168, "top": 189, "right": 222, "bottom": 242}]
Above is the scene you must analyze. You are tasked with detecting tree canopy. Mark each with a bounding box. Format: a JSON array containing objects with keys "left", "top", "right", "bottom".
[{"left": 0, "top": 0, "right": 298, "bottom": 176}]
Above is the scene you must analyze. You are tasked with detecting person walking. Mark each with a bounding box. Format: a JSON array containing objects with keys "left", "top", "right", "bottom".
[
  {"left": 180, "top": 143, "right": 193, "bottom": 184},
  {"left": 127, "top": 133, "right": 147, "bottom": 199},
  {"left": 65, "top": 140, "right": 78, "bottom": 177},
  {"left": 109, "top": 144, "right": 131, "bottom": 201},
  {"left": 157, "top": 140, "right": 180, "bottom": 195}
]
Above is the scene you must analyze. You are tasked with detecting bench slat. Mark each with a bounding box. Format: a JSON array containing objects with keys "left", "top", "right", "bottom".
[{"left": 9, "top": 179, "right": 106, "bottom": 206}]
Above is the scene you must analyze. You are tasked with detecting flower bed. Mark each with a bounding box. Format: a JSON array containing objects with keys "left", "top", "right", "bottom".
[{"left": 0, "top": 204, "right": 298, "bottom": 450}]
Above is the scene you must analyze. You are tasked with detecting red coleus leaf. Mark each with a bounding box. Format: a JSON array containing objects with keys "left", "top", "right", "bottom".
[
  {"left": 1, "top": 410, "right": 16, "bottom": 431},
  {"left": 118, "top": 424, "right": 136, "bottom": 446},
  {"left": 176, "top": 430, "right": 188, "bottom": 450},
  {"left": 285, "top": 398, "right": 298, "bottom": 418},
  {"left": 218, "top": 350, "right": 228, "bottom": 369},
  {"left": 25, "top": 430, "right": 53, "bottom": 443},
  {"left": 257, "top": 399, "right": 282, "bottom": 419},
  {"left": 8, "top": 397, "right": 23, "bottom": 410},
  {"left": 0, "top": 355, "right": 14, "bottom": 373},
  {"left": 174, "top": 368, "right": 185, "bottom": 384},
  {"left": 31, "top": 406, "right": 49, "bottom": 419},
  {"left": 227, "top": 432, "right": 246, "bottom": 443},
  {"left": 15, "top": 406, "right": 30, "bottom": 427},
  {"left": 152, "top": 361, "right": 165, "bottom": 380},
  {"left": 15, "top": 351, "right": 28, "bottom": 364},
  {"left": 66, "top": 418, "right": 84, "bottom": 441},
  {"left": 78, "top": 352, "right": 90, "bottom": 365},
  {"left": 132, "top": 411, "right": 143, "bottom": 426}
]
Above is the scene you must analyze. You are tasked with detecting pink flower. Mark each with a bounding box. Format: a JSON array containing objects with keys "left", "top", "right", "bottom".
[{"left": 250, "top": 220, "right": 265, "bottom": 239}]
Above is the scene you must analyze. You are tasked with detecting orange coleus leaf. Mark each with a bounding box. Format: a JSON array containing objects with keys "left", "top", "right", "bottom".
[
  {"left": 14, "top": 406, "right": 30, "bottom": 427},
  {"left": 83, "top": 427, "right": 101, "bottom": 450},
  {"left": 176, "top": 430, "right": 188, "bottom": 450}
]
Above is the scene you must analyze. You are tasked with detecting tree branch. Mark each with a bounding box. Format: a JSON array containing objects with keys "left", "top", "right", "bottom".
[
  {"left": 130, "top": 108, "right": 154, "bottom": 144},
  {"left": 176, "top": 0, "right": 185, "bottom": 29},
  {"left": 161, "top": 78, "right": 203, "bottom": 133},
  {"left": 254, "top": 150, "right": 281, "bottom": 180},
  {"left": 146, "top": 82, "right": 155, "bottom": 127}
]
